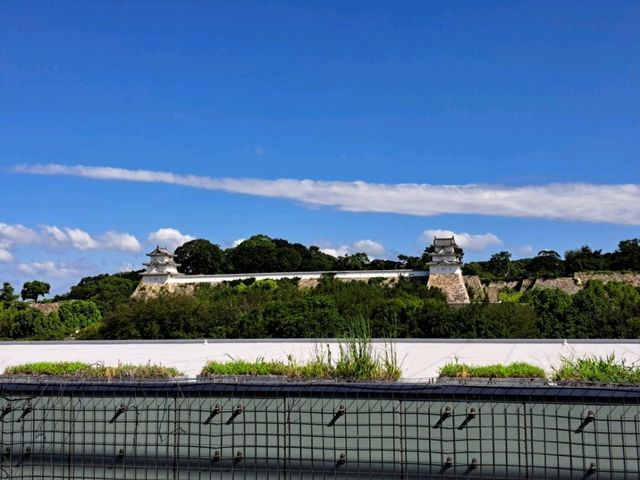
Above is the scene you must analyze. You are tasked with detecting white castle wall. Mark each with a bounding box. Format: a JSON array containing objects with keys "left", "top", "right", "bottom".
[{"left": 141, "top": 269, "right": 428, "bottom": 286}]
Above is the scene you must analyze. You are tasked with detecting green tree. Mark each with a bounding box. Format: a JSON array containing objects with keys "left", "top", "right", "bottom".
[
  {"left": 521, "top": 288, "right": 572, "bottom": 338},
  {"left": 226, "top": 235, "right": 278, "bottom": 273},
  {"left": 0, "top": 282, "right": 18, "bottom": 304},
  {"left": 273, "top": 239, "right": 303, "bottom": 271},
  {"left": 58, "top": 300, "right": 102, "bottom": 333},
  {"left": 611, "top": 239, "right": 640, "bottom": 271},
  {"left": 21, "top": 280, "right": 50, "bottom": 302},
  {"left": 301, "top": 246, "right": 337, "bottom": 271},
  {"left": 61, "top": 272, "right": 139, "bottom": 314},
  {"left": 564, "top": 245, "right": 607, "bottom": 274},
  {"left": 526, "top": 254, "right": 565, "bottom": 279},
  {"left": 337, "top": 252, "right": 370, "bottom": 270},
  {"left": 175, "top": 239, "right": 226, "bottom": 275},
  {"left": 397, "top": 255, "right": 422, "bottom": 270},
  {"left": 487, "top": 251, "right": 512, "bottom": 278}
]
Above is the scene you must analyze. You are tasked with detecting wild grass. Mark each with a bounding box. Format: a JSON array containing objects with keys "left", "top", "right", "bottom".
[
  {"left": 439, "top": 361, "right": 546, "bottom": 379},
  {"left": 552, "top": 354, "right": 640, "bottom": 384},
  {"left": 4, "top": 361, "right": 89, "bottom": 376},
  {"left": 201, "top": 317, "right": 402, "bottom": 381},
  {"left": 201, "top": 358, "right": 292, "bottom": 377},
  {"left": 4, "top": 361, "right": 183, "bottom": 379}
]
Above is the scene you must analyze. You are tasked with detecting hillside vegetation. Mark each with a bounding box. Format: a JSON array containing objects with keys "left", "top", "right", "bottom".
[{"left": 0, "top": 236, "right": 638, "bottom": 340}]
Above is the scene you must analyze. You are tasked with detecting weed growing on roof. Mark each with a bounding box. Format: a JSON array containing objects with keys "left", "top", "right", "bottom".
[
  {"left": 552, "top": 354, "right": 640, "bottom": 384},
  {"left": 201, "top": 316, "right": 401, "bottom": 381},
  {"left": 4, "top": 361, "right": 183, "bottom": 379},
  {"left": 439, "top": 361, "right": 546, "bottom": 379}
]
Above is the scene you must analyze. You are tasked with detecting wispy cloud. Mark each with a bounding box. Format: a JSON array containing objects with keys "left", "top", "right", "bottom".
[
  {"left": 41, "top": 226, "right": 141, "bottom": 252},
  {"left": 420, "top": 229, "right": 502, "bottom": 252},
  {"left": 1, "top": 222, "right": 141, "bottom": 258},
  {"left": 321, "top": 239, "right": 385, "bottom": 259},
  {"left": 0, "top": 223, "right": 39, "bottom": 249},
  {"left": 17, "top": 261, "right": 78, "bottom": 279},
  {"left": 148, "top": 228, "right": 194, "bottom": 251},
  {"left": 14, "top": 164, "right": 640, "bottom": 225},
  {"left": 515, "top": 245, "right": 534, "bottom": 256},
  {"left": 0, "top": 249, "right": 14, "bottom": 263}
]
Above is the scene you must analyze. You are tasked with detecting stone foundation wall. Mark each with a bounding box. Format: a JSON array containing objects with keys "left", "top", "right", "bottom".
[
  {"left": 574, "top": 272, "right": 640, "bottom": 288},
  {"left": 427, "top": 273, "right": 470, "bottom": 304},
  {"left": 484, "top": 272, "right": 639, "bottom": 299},
  {"left": 28, "top": 302, "right": 62, "bottom": 315},
  {"left": 531, "top": 277, "right": 581, "bottom": 295},
  {"left": 464, "top": 275, "right": 484, "bottom": 301},
  {"left": 131, "top": 283, "right": 196, "bottom": 300}
]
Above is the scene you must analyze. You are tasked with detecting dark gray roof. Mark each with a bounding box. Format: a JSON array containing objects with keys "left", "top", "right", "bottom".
[
  {"left": 433, "top": 236, "right": 456, "bottom": 246},
  {"left": 146, "top": 246, "right": 176, "bottom": 257}
]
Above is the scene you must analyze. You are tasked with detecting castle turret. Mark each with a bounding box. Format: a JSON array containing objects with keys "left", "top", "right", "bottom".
[
  {"left": 426, "top": 236, "right": 469, "bottom": 303},
  {"left": 140, "top": 246, "right": 180, "bottom": 284},
  {"left": 427, "top": 236, "right": 462, "bottom": 275}
]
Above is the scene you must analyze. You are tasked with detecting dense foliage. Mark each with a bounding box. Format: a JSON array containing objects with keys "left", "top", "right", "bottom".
[
  {"left": 464, "top": 239, "right": 640, "bottom": 281},
  {"left": 21, "top": 280, "right": 50, "bottom": 302},
  {"left": 1, "top": 236, "right": 638, "bottom": 341},
  {"left": 55, "top": 271, "right": 140, "bottom": 314},
  {"left": 0, "top": 299, "right": 102, "bottom": 340},
  {"left": 81, "top": 277, "right": 639, "bottom": 340},
  {"left": 174, "top": 234, "right": 414, "bottom": 274}
]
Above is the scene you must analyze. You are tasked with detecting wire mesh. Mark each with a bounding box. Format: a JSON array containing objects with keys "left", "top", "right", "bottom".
[{"left": 1, "top": 381, "right": 638, "bottom": 479}]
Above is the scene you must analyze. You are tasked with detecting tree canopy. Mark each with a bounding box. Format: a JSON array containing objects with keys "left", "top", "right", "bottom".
[
  {"left": 0, "top": 282, "right": 18, "bottom": 304},
  {"left": 175, "top": 239, "right": 226, "bottom": 274},
  {"left": 21, "top": 280, "right": 50, "bottom": 302}
]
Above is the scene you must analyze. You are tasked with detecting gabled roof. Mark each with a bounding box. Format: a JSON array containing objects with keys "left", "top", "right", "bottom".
[
  {"left": 146, "top": 246, "right": 176, "bottom": 257},
  {"left": 433, "top": 236, "right": 457, "bottom": 247}
]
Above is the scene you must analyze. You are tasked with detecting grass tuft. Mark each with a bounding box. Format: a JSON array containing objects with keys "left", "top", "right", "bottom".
[
  {"left": 552, "top": 354, "right": 640, "bottom": 384},
  {"left": 4, "top": 361, "right": 183, "bottom": 379},
  {"left": 439, "top": 361, "right": 546, "bottom": 379},
  {"left": 202, "top": 317, "right": 402, "bottom": 381}
]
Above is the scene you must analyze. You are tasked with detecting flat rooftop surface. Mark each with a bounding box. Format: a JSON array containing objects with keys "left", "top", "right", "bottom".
[{"left": 1, "top": 339, "right": 638, "bottom": 379}]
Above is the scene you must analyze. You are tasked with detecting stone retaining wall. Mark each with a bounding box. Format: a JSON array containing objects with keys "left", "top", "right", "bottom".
[{"left": 427, "top": 273, "right": 470, "bottom": 304}]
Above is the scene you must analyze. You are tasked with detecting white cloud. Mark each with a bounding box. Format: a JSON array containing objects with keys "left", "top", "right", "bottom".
[
  {"left": 352, "top": 239, "right": 385, "bottom": 257},
  {"left": 0, "top": 223, "right": 38, "bottom": 249},
  {"left": 321, "top": 239, "right": 385, "bottom": 259},
  {"left": 232, "top": 238, "right": 246, "bottom": 247},
  {"left": 63, "top": 227, "right": 99, "bottom": 250},
  {"left": 99, "top": 231, "right": 141, "bottom": 252},
  {"left": 41, "top": 225, "right": 139, "bottom": 252},
  {"left": 117, "top": 262, "right": 135, "bottom": 272},
  {"left": 14, "top": 164, "right": 640, "bottom": 225},
  {"left": 41, "top": 225, "right": 68, "bottom": 244},
  {"left": 320, "top": 246, "right": 350, "bottom": 258},
  {"left": 421, "top": 229, "right": 502, "bottom": 252},
  {"left": 0, "top": 248, "right": 13, "bottom": 262},
  {"left": 0, "top": 223, "right": 141, "bottom": 260},
  {"left": 148, "top": 228, "right": 194, "bottom": 251},
  {"left": 515, "top": 245, "right": 534, "bottom": 256},
  {"left": 17, "top": 261, "right": 78, "bottom": 279}
]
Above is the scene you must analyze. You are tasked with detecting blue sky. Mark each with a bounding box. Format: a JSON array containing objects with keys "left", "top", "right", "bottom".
[{"left": 1, "top": 1, "right": 639, "bottom": 294}]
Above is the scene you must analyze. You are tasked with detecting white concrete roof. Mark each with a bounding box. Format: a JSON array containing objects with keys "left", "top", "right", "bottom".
[{"left": 2, "top": 340, "right": 638, "bottom": 380}]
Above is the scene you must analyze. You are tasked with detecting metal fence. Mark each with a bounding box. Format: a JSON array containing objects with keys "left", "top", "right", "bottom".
[{"left": 1, "top": 380, "right": 639, "bottom": 479}]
